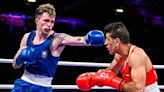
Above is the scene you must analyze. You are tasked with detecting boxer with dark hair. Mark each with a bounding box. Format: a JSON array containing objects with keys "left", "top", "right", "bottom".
[{"left": 76, "top": 22, "right": 160, "bottom": 92}]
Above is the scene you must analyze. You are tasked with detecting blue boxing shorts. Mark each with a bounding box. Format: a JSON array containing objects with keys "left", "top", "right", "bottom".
[{"left": 11, "top": 78, "right": 52, "bottom": 92}]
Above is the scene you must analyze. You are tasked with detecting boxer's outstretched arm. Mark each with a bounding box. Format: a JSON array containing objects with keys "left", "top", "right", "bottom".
[
  {"left": 57, "top": 33, "right": 86, "bottom": 46},
  {"left": 58, "top": 30, "right": 105, "bottom": 46}
]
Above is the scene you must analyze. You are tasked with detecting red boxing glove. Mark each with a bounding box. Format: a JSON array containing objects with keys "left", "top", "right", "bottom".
[
  {"left": 95, "top": 69, "right": 125, "bottom": 91},
  {"left": 76, "top": 72, "right": 96, "bottom": 91}
]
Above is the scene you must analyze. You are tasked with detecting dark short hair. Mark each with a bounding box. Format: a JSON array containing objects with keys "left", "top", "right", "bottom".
[{"left": 104, "top": 22, "right": 130, "bottom": 43}]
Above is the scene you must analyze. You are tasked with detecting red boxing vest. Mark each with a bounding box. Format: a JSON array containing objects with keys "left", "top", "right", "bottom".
[{"left": 117, "top": 45, "right": 158, "bottom": 86}]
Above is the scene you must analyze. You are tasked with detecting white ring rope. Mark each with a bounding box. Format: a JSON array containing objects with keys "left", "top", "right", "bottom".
[
  {"left": 0, "top": 84, "right": 164, "bottom": 89},
  {"left": 0, "top": 58, "right": 164, "bottom": 90},
  {"left": 0, "top": 85, "right": 114, "bottom": 89},
  {"left": 0, "top": 58, "right": 164, "bottom": 69}
]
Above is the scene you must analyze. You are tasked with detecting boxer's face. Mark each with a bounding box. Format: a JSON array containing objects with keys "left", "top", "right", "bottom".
[
  {"left": 105, "top": 33, "right": 118, "bottom": 55},
  {"left": 35, "top": 12, "right": 55, "bottom": 35}
]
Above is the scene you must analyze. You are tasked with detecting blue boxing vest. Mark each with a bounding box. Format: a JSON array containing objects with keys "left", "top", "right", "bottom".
[{"left": 25, "top": 30, "right": 60, "bottom": 77}]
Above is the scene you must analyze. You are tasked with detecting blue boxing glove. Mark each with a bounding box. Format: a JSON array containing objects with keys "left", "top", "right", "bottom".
[
  {"left": 16, "top": 47, "right": 35, "bottom": 66},
  {"left": 85, "top": 30, "right": 105, "bottom": 46}
]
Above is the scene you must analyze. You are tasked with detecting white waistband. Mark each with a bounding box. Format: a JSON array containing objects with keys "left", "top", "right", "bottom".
[
  {"left": 144, "top": 82, "right": 160, "bottom": 92},
  {"left": 21, "top": 71, "right": 53, "bottom": 87}
]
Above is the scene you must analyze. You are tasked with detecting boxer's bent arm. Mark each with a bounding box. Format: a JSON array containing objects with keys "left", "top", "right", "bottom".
[
  {"left": 122, "top": 48, "right": 146, "bottom": 92},
  {"left": 106, "top": 54, "right": 120, "bottom": 75},
  {"left": 12, "top": 33, "right": 29, "bottom": 69}
]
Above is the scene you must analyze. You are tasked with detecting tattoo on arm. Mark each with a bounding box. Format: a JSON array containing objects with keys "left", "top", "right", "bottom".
[
  {"left": 60, "top": 33, "right": 82, "bottom": 41},
  {"left": 60, "top": 33, "right": 71, "bottom": 40},
  {"left": 76, "top": 37, "right": 82, "bottom": 41}
]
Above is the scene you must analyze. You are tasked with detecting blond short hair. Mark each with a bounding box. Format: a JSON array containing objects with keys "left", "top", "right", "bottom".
[{"left": 35, "top": 3, "right": 56, "bottom": 18}]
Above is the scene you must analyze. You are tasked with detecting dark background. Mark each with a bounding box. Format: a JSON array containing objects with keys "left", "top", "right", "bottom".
[{"left": 0, "top": 0, "right": 164, "bottom": 92}]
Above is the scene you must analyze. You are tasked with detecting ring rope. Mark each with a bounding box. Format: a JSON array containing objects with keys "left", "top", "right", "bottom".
[
  {"left": 0, "top": 58, "right": 164, "bottom": 89},
  {"left": 0, "top": 58, "right": 164, "bottom": 69},
  {"left": 0, "top": 84, "right": 164, "bottom": 89}
]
